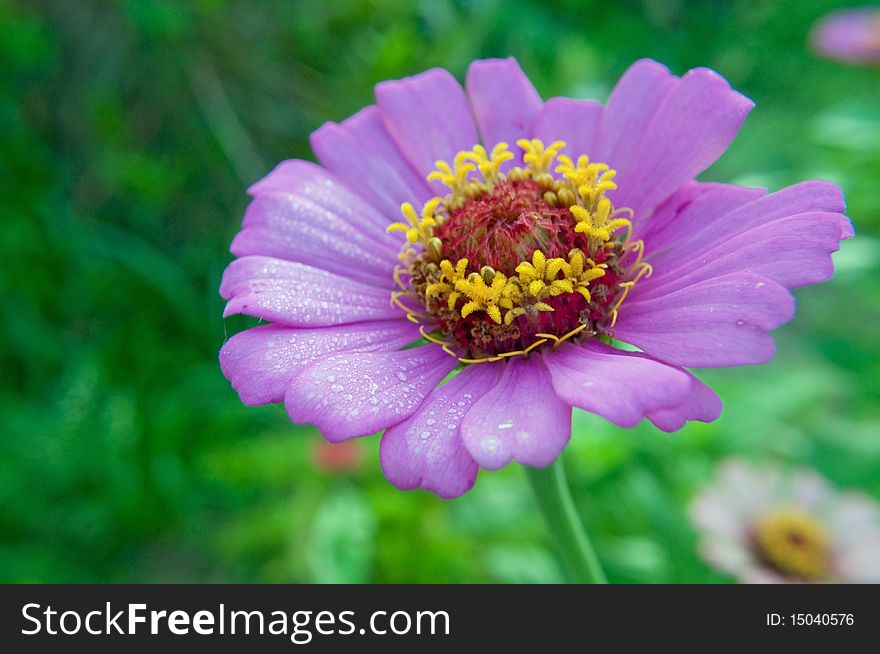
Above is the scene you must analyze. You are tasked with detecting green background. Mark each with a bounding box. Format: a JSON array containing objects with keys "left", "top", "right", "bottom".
[{"left": 2, "top": 0, "right": 879, "bottom": 583}]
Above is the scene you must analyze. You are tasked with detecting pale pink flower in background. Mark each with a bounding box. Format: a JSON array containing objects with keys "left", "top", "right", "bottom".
[{"left": 690, "top": 459, "right": 880, "bottom": 583}]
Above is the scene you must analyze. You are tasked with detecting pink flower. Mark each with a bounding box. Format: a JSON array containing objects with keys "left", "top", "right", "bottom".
[
  {"left": 219, "top": 58, "right": 852, "bottom": 498},
  {"left": 690, "top": 459, "right": 880, "bottom": 583},
  {"left": 812, "top": 8, "right": 880, "bottom": 64}
]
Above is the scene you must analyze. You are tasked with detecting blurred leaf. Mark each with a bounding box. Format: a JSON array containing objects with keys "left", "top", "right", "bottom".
[{"left": 307, "top": 485, "right": 377, "bottom": 584}]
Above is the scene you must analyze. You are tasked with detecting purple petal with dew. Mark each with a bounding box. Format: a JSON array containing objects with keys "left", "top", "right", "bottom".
[
  {"left": 380, "top": 363, "right": 502, "bottom": 499},
  {"left": 284, "top": 345, "right": 457, "bottom": 442},
  {"left": 614, "top": 272, "right": 795, "bottom": 368},
  {"left": 248, "top": 159, "right": 392, "bottom": 236},
  {"left": 465, "top": 57, "right": 543, "bottom": 169},
  {"left": 375, "top": 68, "right": 479, "bottom": 196},
  {"left": 543, "top": 341, "right": 691, "bottom": 427},
  {"left": 220, "top": 256, "right": 397, "bottom": 326},
  {"left": 231, "top": 192, "right": 398, "bottom": 286},
  {"left": 460, "top": 355, "right": 571, "bottom": 470},
  {"left": 219, "top": 320, "right": 420, "bottom": 406},
  {"left": 311, "top": 105, "right": 432, "bottom": 220}
]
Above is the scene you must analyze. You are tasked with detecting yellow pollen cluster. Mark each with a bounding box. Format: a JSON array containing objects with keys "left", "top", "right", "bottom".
[
  {"left": 754, "top": 508, "right": 831, "bottom": 580},
  {"left": 387, "top": 138, "right": 651, "bottom": 362}
]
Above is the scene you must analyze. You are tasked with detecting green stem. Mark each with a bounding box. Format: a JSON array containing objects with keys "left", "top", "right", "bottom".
[{"left": 525, "top": 458, "right": 608, "bottom": 584}]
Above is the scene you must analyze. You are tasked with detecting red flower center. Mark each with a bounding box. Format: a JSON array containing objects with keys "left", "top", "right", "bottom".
[{"left": 388, "top": 140, "right": 650, "bottom": 362}]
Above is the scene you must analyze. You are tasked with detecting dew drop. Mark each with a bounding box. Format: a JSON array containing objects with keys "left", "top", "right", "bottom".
[
  {"left": 419, "top": 430, "right": 431, "bottom": 440},
  {"left": 497, "top": 419, "right": 515, "bottom": 430},
  {"left": 395, "top": 371, "right": 408, "bottom": 382},
  {"left": 482, "top": 436, "right": 499, "bottom": 453}
]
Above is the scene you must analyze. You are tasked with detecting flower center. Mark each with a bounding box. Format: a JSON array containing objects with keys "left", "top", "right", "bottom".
[
  {"left": 753, "top": 508, "right": 831, "bottom": 580},
  {"left": 388, "top": 139, "right": 651, "bottom": 362}
]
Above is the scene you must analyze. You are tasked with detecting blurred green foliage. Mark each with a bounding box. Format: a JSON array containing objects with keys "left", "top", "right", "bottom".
[{"left": 1, "top": 0, "right": 878, "bottom": 583}]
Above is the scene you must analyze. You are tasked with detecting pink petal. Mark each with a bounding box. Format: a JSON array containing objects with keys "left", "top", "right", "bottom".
[
  {"left": 220, "top": 256, "right": 397, "bottom": 326},
  {"left": 248, "top": 159, "right": 391, "bottom": 235},
  {"left": 614, "top": 67, "right": 753, "bottom": 217},
  {"left": 592, "top": 59, "right": 678, "bottom": 173},
  {"left": 532, "top": 97, "right": 603, "bottom": 161},
  {"left": 638, "top": 211, "right": 845, "bottom": 299},
  {"left": 460, "top": 356, "right": 571, "bottom": 470},
  {"left": 380, "top": 363, "right": 502, "bottom": 499},
  {"left": 647, "top": 372, "right": 722, "bottom": 432},
  {"left": 828, "top": 494, "right": 880, "bottom": 582},
  {"left": 465, "top": 57, "right": 543, "bottom": 169},
  {"left": 614, "top": 273, "right": 795, "bottom": 368},
  {"left": 635, "top": 181, "right": 766, "bottom": 249},
  {"left": 284, "top": 345, "right": 457, "bottom": 442},
  {"left": 310, "top": 105, "right": 432, "bottom": 219},
  {"left": 652, "top": 180, "right": 847, "bottom": 261},
  {"left": 231, "top": 192, "right": 397, "bottom": 286},
  {"left": 689, "top": 492, "right": 749, "bottom": 542},
  {"left": 543, "top": 341, "right": 691, "bottom": 427},
  {"left": 219, "top": 320, "right": 420, "bottom": 406},
  {"left": 375, "top": 68, "right": 479, "bottom": 194}
]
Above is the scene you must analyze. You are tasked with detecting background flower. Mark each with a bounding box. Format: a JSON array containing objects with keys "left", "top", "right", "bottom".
[
  {"left": 2, "top": 0, "right": 879, "bottom": 583},
  {"left": 690, "top": 459, "right": 880, "bottom": 583},
  {"left": 811, "top": 7, "right": 880, "bottom": 64}
]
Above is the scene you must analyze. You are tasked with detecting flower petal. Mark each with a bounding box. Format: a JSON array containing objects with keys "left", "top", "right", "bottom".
[
  {"left": 311, "top": 105, "right": 432, "bottom": 219},
  {"left": 466, "top": 57, "right": 543, "bottom": 168},
  {"left": 248, "top": 159, "right": 391, "bottom": 235},
  {"left": 827, "top": 494, "right": 880, "bottom": 582},
  {"left": 635, "top": 181, "right": 766, "bottom": 248},
  {"left": 284, "top": 345, "right": 457, "bottom": 442},
  {"left": 614, "top": 273, "right": 795, "bottom": 368},
  {"left": 592, "top": 59, "right": 678, "bottom": 172},
  {"left": 647, "top": 372, "right": 722, "bottom": 432},
  {"left": 219, "top": 320, "right": 420, "bottom": 406},
  {"left": 380, "top": 363, "right": 502, "bottom": 498},
  {"left": 221, "top": 256, "right": 397, "bottom": 326},
  {"left": 650, "top": 180, "right": 848, "bottom": 263},
  {"left": 375, "top": 68, "right": 479, "bottom": 194},
  {"left": 532, "top": 97, "right": 603, "bottom": 161},
  {"left": 543, "top": 341, "right": 691, "bottom": 427},
  {"left": 231, "top": 192, "right": 398, "bottom": 286},
  {"left": 638, "top": 211, "right": 846, "bottom": 298},
  {"left": 614, "top": 67, "right": 753, "bottom": 217},
  {"left": 460, "top": 355, "right": 571, "bottom": 470}
]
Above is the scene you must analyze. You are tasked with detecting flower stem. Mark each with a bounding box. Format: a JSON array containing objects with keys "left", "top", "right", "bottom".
[{"left": 525, "top": 458, "right": 608, "bottom": 584}]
